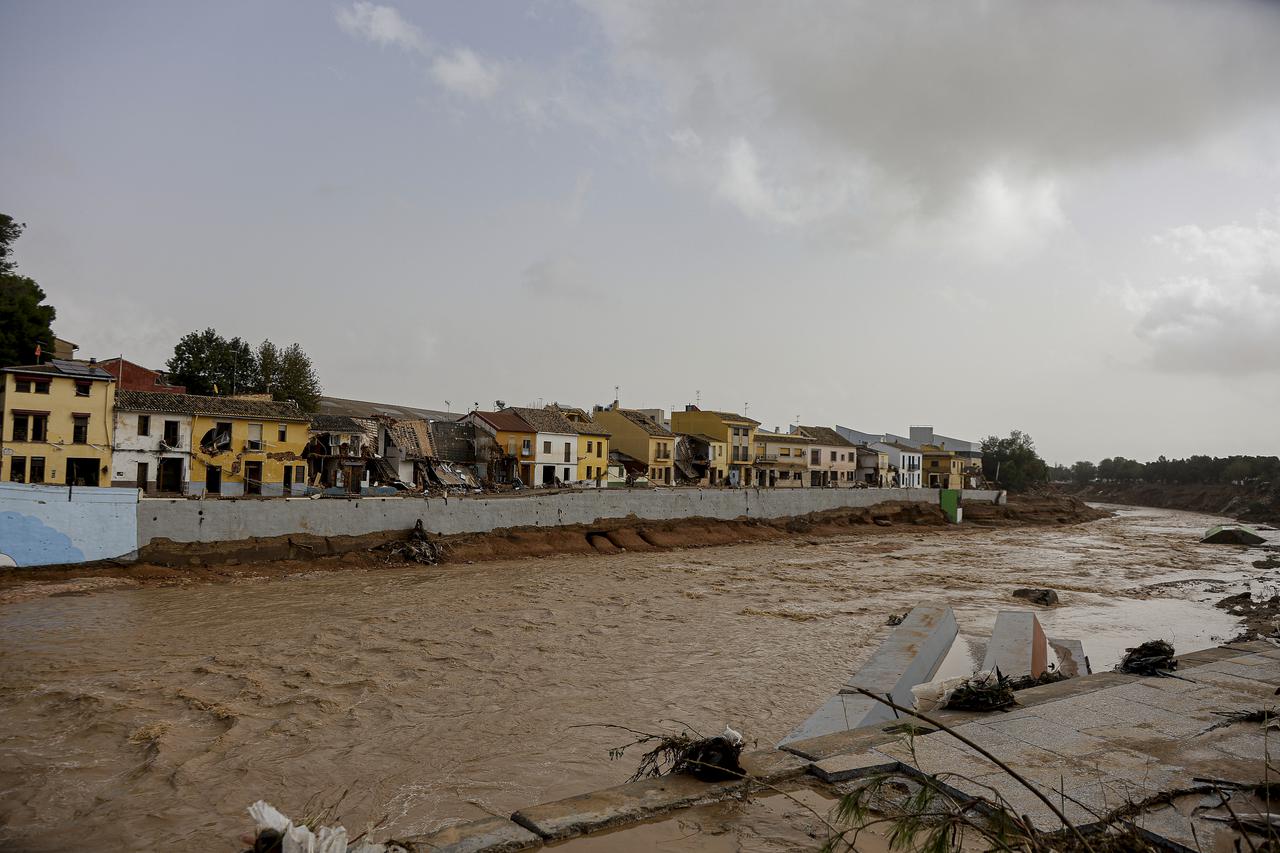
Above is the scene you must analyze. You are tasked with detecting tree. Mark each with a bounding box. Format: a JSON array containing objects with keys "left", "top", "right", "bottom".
[
  {"left": 981, "top": 430, "right": 1049, "bottom": 491},
  {"left": 0, "top": 214, "right": 56, "bottom": 368},
  {"left": 273, "top": 342, "right": 321, "bottom": 412},
  {"left": 256, "top": 340, "right": 282, "bottom": 395},
  {"left": 165, "top": 329, "right": 257, "bottom": 397},
  {"left": 1071, "top": 460, "right": 1097, "bottom": 485}
]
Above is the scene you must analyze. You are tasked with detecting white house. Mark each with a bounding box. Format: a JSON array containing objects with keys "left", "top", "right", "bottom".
[
  {"left": 873, "top": 441, "right": 923, "bottom": 488},
  {"left": 509, "top": 407, "right": 578, "bottom": 486},
  {"left": 111, "top": 390, "right": 193, "bottom": 494}
]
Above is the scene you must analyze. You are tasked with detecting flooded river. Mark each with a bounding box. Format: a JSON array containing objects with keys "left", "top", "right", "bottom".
[{"left": 0, "top": 505, "right": 1273, "bottom": 851}]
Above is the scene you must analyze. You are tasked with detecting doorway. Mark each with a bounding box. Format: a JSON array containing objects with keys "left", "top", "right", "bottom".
[
  {"left": 158, "top": 458, "right": 183, "bottom": 493},
  {"left": 136, "top": 462, "right": 150, "bottom": 493},
  {"left": 244, "top": 461, "right": 263, "bottom": 495},
  {"left": 541, "top": 465, "right": 556, "bottom": 486},
  {"left": 205, "top": 465, "right": 222, "bottom": 495},
  {"left": 66, "top": 458, "right": 100, "bottom": 487},
  {"left": 283, "top": 464, "right": 293, "bottom": 493}
]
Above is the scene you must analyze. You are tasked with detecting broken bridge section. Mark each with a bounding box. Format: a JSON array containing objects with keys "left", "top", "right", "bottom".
[
  {"left": 778, "top": 602, "right": 957, "bottom": 746},
  {"left": 981, "top": 610, "right": 1048, "bottom": 679}
]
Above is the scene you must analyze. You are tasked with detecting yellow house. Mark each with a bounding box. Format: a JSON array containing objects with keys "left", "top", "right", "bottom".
[
  {"left": 548, "top": 405, "right": 611, "bottom": 485},
  {"left": 1, "top": 359, "right": 116, "bottom": 486},
  {"left": 670, "top": 406, "right": 759, "bottom": 487},
  {"left": 169, "top": 395, "right": 311, "bottom": 496},
  {"left": 591, "top": 406, "right": 676, "bottom": 484},
  {"left": 921, "top": 444, "right": 965, "bottom": 489}
]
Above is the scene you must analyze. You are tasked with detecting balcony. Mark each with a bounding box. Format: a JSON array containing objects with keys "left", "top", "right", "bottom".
[{"left": 754, "top": 454, "right": 779, "bottom": 464}]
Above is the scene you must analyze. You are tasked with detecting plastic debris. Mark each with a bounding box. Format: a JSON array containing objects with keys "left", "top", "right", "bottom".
[{"left": 245, "top": 801, "right": 349, "bottom": 853}]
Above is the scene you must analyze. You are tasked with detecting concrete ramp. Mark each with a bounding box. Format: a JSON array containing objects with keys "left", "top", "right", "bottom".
[
  {"left": 779, "top": 603, "right": 957, "bottom": 746},
  {"left": 981, "top": 611, "right": 1047, "bottom": 679}
]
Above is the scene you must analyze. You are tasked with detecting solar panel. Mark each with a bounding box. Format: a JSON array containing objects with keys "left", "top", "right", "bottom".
[{"left": 50, "top": 359, "right": 109, "bottom": 378}]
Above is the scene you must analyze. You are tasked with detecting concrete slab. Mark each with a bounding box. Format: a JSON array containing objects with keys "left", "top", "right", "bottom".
[
  {"left": 737, "top": 748, "right": 812, "bottom": 783},
  {"left": 512, "top": 774, "right": 730, "bottom": 841},
  {"left": 1047, "top": 637, "right": 1090, "bottom": 677},
  {"left": 810, "top": 751, "right": 901, "bottom": 783},
  {"left": 981, "top": 611, "right": 1047, "bottom": 678},
  {"left": 976, "top": 714, "right": 1109, "bottom": 755},
  {"left": 401, "top": 817, "right": 542, "bottom": 852},
  {"left": 779, "top": 602, "right": 957, "bottom": 745}
]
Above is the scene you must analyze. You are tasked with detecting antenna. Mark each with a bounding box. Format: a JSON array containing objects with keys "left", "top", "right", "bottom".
[
  {"left": 445, "top": 400, "right": 451, "bottom": 412},
  {"left": 695, "top": 389, "right": 701, "bottom": 406}
]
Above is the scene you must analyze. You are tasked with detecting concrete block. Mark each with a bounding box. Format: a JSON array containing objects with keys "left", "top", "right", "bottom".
[
  {"left": 810, "top": 751, "right": 901, "bottom": 783},
  {"left": 779, "top": 603, "right": 957, "bottom": 745},
  {"left": 981, "top": 611, "right": 1047, "bottom": 679},
  {"left": 511, "top": 773, "right": 737, "bottom": 841},
  {"left": 1047, "top": 637, "right": 1089, "bottom": 677},
  {"left": 976, "top": 714, "right": 1108, "bottom": 756},
  {"left": 737, "top": 748, "right": 811, "bottom": 783},
  {"left": 402, "top": 816, "right": 542, "bottom": 852}
]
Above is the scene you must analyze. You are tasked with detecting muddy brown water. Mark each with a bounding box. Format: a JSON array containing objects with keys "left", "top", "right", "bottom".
[{"left": 0, "top": 505, "right": 1273, "bottom": 851}]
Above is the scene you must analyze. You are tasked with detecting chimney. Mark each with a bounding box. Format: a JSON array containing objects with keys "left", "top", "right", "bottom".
[
  {"left": 89, "top": 357, "right": 97, "bottom": 365},
  {"left": 685, "top": 404, "right": 697, "bottom": 411}
]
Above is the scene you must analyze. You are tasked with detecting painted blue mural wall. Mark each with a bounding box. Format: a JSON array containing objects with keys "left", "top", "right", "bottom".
[{"left": 0, "top": 483, "right": 139, "bottom": 567}]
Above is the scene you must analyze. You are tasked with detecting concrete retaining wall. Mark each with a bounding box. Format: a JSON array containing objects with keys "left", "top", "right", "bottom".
[
  {"left": 0, "top": 482, "right": 139, "bottom": 566},
  {"left": 136, "top": 488, "right": 1005, "bottom": 547}
]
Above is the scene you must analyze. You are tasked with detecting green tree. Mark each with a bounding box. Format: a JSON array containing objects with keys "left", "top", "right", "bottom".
[
  {"left": 0, "top": 215, "right": 56, "bottom": 368},
  {"left": 255, "top": 339, "right": 282, "bottom": 395},
  {"left": 1071, "top": 460, "right": 1097, "bottom": 485},
  {"left": 274, "top": 342, "right": 321, "bottom": 412},
  {"left": 981, "top": 430, "right": 1049, "bottom": 491},
  {"left": 165, "top": 329, "right": 257, "bottom": 396}
]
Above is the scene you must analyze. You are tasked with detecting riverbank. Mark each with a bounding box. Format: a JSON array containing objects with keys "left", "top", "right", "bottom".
[
  {"left": 1061, "top": 480, "right": 1280, "bottom": 527},
  {"left": 0, "top": 504, "right": 1260, "bottom": 851},
  {"left": 0, "top": 493, "right": 1104, "bottom": 603}
]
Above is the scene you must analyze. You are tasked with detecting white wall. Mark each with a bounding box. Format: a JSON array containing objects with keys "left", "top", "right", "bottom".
[
  {"left": 0, "top": 482, "right": 139, "bottom": 566},
  {"left": 111, "top": 411, "right": 192, "bottom": 488},
  {"left": 533, "top": 431, "right": 576, "bottom": 484}
]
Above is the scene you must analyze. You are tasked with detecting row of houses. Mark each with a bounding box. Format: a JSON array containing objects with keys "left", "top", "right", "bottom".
[{"left": 0, "top": 356, "right": 983, "bottom": 496}]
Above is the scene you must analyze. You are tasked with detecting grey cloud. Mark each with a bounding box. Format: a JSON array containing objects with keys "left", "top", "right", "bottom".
[
  {"left": 586, "top": 1, "right": 1280, "bottom": 232},
  {"left": 1130, "top": 210, "right": 1280, "bottom": 374}
]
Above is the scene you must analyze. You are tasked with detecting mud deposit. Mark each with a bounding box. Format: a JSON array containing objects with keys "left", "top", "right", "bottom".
[{"left": 0, "top": 505, "right": 1273, "bottom": 851}]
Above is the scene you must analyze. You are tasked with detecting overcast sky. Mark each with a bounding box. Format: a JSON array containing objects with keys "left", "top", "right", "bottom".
[{"left": 3, "top": 1, "right": 1278, "bottom": 463}]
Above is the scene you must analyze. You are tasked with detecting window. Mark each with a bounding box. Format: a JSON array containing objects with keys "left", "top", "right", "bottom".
[
  {"left": 9, "top": 456, "right": 26, "bottom": 482},
  {"left": 74, "top": 381, "right": 91, "bottom": 397},
  {"left": 138, "top": 415, "right": 150, "bottom": 436},
  {"left": 543, "top": 440, "right": 551, "bottom": 454},
  {"left": 586, "top": 440, "right": 593, "bottom": 453},
  {"left": 585, "top": 465, "right": 592, "bottom": 480},
  {"left": 163, "top": 420, "right": 179, "bottom": 446},
  {"left": 30, "top": 457, "right": 44, "bottom": 483},
  {"left": 247, "top": 423, "right": 263, "bottom": 451},
  {"left": 522, "top": 438, "right": 532, "bottom": 456},
  {"left": 11, "top": 414, "right": 28, "bottom": 442},
  {"left": 564, "top": 442, "right": 571, "bottom": 462},
  {"left": 563, "top": 467, "right": 571, "bottom": 482},
  {"left": 780, "top": 447, "right": 790, "bottom": 456},
  {"left": 34, "top": 380, "right": 50, "bottom": 394},
  {"left": 830, "top": 450, "right": 837, "bottom": 462},
  {"left": 73, "top": 415, "right": 89, "bottom": 444},
  {"left": 278, "top": 423, "right": 288, "bottom": 442},
  {"left": 32, "top": 414, "right": 46, "bottom": 441},
  {"left": 596, "top": 442, "right": 603, "bottom": 458},
  {"left": 15, "top": 378, "right": 30, "bottom": 393}
]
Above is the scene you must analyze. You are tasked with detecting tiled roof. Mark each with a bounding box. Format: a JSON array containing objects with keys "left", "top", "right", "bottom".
[
  {"left": 471, "top": 410, "right": 534, "bottom": 433},
  {"left": 309, "top": 414, "right": 363, "bottom": 433},
  {"left": 3, "top": 359, "right": 113, "bottom": 380},
  {"left": 755, "top": 430, "right": 816, "bottom": 444},
  {"left": 318, "top": 395, "right": 460, "bottom": 422},
  {"left": 680, "top": 433, "right": 724, "bottom": 445},
  {"left": 609, "top": 408, "right": 674, "bottom": 437},
  {"left": 883, "top": 441, "right": 922, "bottom": 453},
  {"left": 389, "top": 419, "right": 435, "bottom": 459},
  {"left": 696, "top": 409, "right": 760, "bottom": 426},
  {"left": 508, "top": 407, "right": 577, "bottom": 435},
  {"left": 114, "top": 390, "right": 308, "bottom": 420},
  {"left": 794, "top": 425, "right": 855, "bottom": 447}
]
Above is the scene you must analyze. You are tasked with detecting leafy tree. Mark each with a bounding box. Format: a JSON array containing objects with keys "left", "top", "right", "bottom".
[
  {"left": 1071, "top": 460, "right": 1097, "bottom": 485},
  {"left": 1, "top": 214, "right": 25, "bottom": 275},
  {"left": 165, "top": 329, "right": 257, "bottom": 396},
  {"left": 256, "top": 340, "right": 282, "bottom": 395},
  {"left": 0, "top": 215, "right": 56, "bottom": 368},
  {"left": 981, "top": 430, "right": 1048, "bottom": 491},
  {"left": 273, "top": 342, "right": 321, "bottom": 412}
]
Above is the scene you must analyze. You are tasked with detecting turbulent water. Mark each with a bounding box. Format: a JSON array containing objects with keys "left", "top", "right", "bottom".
[{"left": 0, "top": 505, "right": 1271, "bottom": 851}]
